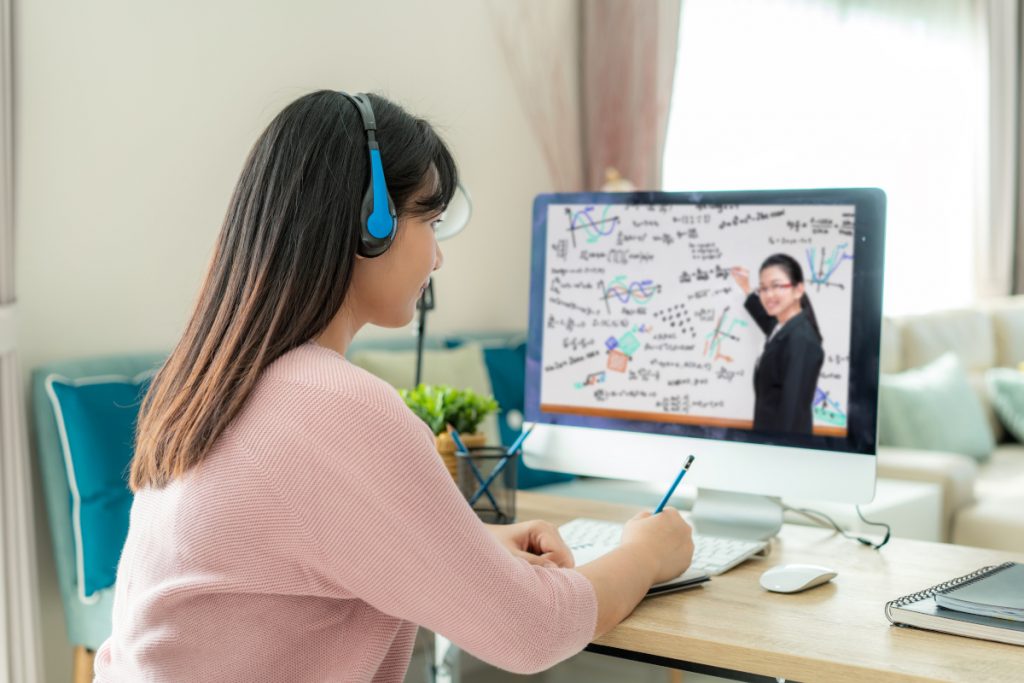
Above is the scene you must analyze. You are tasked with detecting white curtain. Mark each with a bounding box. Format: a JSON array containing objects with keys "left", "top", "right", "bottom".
[
  {"left": 663, "top": 0, "right": 987, "bottom": 315},
  {"left": 0, "top": 0, "right": 43, "bottom": 678},
  {"left": 579, "top": 0, "right": 681, "bottom": 191},
  {"left": 977, "top": 0, "right": 1019, "bottom": 299}
]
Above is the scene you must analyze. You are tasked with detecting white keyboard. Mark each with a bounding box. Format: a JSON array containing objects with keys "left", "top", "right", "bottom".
[{"left": 560, "top": 517, "right": 767, "bottom": 576}]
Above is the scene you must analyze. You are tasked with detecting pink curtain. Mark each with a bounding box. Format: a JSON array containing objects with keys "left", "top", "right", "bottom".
[
  {"left": 490, "top": 0, "right": 681, "bottom": 192},
  {"left": 580, "top": 0, "right": 682, "bottom": 191}
]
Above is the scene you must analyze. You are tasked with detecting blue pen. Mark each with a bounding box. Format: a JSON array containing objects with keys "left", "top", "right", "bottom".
[
  {"left": 448, "top": 424, "right": 501, "bottom": 511},
  {"left": 447, "top": 424, "right": 469, "bottom": 454},
  {"left": 654, "top": 455, "right": 696, "bottom": 514},
  {"left": 467, "top": 426, "right": 536, "bottom": 507},
  {"left": 505, "top": 424, "right": 534, "bottom": 456}
]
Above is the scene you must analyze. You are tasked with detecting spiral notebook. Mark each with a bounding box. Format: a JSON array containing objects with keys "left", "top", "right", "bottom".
[{"left": 885, "top": 562, "right": 1024, "bottom": 647}]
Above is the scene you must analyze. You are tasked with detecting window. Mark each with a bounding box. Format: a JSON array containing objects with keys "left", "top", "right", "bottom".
[{"left": 663, "top": 0, "right": 983, "bottom": 315}]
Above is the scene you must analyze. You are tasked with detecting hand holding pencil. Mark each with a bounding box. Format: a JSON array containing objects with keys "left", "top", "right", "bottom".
[{"left": 620, "top": 456, "right": 696, "bottom": 584}]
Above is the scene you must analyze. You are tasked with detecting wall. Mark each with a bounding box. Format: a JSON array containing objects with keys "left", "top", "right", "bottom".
[{"left": 13, "top": 1, "right": 564, "bottom": 679}]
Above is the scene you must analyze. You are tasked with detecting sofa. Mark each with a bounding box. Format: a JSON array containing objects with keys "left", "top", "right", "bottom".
[{"left": 874, "top": 295, "right": 1024, "bottom": 551}]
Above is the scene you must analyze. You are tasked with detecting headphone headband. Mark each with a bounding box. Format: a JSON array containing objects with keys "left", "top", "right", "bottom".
[{"left": 340, "top": 91, "right": 397, "bottom": 257}]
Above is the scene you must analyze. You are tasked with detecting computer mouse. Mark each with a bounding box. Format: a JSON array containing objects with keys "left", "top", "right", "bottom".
[{"left": 759, "top": 564, "right": 837, "bottom": 593}]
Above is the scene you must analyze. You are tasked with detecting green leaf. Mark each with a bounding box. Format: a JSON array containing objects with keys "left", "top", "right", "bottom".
[{"left": 398, "top": 383, "right": 500, "bottom": 437}]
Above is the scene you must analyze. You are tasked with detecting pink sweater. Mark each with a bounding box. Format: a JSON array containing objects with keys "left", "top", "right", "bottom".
[{"left": 94, "top": 341, "right": 597, "bottom": 682}]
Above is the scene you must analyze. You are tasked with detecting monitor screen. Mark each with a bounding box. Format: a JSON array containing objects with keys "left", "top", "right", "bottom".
[{"left": 525, "top": 189, "right": 885, "bottom": 458}]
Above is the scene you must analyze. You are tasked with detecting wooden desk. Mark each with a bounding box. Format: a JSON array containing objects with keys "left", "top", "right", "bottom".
[{"left": 518, "top": 491, "right": 1023, "bottom": 683}]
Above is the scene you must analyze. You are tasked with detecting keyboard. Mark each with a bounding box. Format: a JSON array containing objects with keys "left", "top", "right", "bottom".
[{"left": 560, "top": 517, "right": 768, "bottom": 576}]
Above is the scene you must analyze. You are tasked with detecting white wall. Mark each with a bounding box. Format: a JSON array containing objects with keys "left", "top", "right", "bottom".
[
  {"left": 14, "top": 1, "right": 560, "bottom": 679},
  {"left": 16, "top": 1, "right": 555, "bottom": 374}
]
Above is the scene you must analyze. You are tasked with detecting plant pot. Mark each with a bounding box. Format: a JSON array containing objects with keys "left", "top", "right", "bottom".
[{"left": 435, "top": 432, "right": 486, "bottom": 480}]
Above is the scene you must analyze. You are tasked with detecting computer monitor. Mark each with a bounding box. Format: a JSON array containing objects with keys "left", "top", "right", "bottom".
[{"left": 523, "top": 189, "right": 885, "bottom": 539}]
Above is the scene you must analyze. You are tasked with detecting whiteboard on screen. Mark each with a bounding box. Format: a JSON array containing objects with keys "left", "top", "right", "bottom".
[{"left": 539, "top": 202, "right": 854, "bottom": 434}]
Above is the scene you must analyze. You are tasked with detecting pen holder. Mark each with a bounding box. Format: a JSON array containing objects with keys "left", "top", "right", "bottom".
[
  {"left": 435, "top": 431, "right": 486, "bottom": 481},
  {"left": 455, "top": 446, "right": 519, "bottom": 525}
]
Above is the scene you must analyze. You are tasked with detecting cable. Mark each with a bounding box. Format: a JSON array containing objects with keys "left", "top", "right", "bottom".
[{"left": 781, "top": 503, "right": 891, "bottom": 550}]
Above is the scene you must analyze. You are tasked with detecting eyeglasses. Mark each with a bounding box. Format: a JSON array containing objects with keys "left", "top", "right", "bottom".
[{"left": 755, "top": 283, "right": 794, "bottom": 297}]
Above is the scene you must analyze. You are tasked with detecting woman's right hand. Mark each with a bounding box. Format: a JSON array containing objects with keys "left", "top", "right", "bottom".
[
  {"left": 620, "top": 509, "right": 694, "bottom": 585},
  {"left": 730, "top": 266, "right": 752, "bottom": 295}
]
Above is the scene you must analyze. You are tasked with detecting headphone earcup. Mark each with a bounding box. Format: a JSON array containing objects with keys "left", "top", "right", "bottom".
[{"left": 357, "top": 186, "right": 397, "bottom": 257}]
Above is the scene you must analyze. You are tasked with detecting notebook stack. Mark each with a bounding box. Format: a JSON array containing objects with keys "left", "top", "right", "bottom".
[{"left": 885, "top": 562, "right": 1024, "bottom": 647}]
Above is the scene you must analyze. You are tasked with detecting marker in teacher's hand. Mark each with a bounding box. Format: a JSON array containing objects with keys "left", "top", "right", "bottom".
[{"left": 654, "top": 455, "right": 696, "bottom": 514}]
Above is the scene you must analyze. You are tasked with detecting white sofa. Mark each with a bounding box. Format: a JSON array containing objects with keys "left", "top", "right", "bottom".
[{"left": 877, "top": 295, "right": 1024, "bottom": 551}]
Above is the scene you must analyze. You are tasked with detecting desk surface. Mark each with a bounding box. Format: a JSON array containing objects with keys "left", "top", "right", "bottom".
[{"left": 518, "top": 491, "right": 1023, "bottom": 683}]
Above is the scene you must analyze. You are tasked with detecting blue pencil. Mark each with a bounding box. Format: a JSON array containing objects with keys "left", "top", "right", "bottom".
[
  {"left": 448, "top": 424, "right": 469, "bottom": 454},
  {"left": 654, "top": 455, "right": 696, "bottom": 514},
  {"left": 467, "top": 426, "right": 537, "bottom": 507},
  {"left": 505, "top": 424, "right": 535, "bottom": 456},
  {"left": 448, "top": 423, "right": 499, "bottom": 509}
]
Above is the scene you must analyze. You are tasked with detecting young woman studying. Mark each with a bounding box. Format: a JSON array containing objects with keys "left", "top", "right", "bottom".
[
  {"left": 730, "top": 254, "right": 825, "bottom": 435},
  {"left": 92, "top": 91, "right": 694, "bottom": 682}
]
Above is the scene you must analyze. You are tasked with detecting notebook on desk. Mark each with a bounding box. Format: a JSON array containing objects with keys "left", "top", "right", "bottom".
[
  {"left": 570, "top": 542, "right": 710, "bottom": 596},
  {"left": 562, "top": 520, "right": 710, "bottom": 596},
  {"left": 885, "top": 562, "right": 1024, "bottom": 647}
]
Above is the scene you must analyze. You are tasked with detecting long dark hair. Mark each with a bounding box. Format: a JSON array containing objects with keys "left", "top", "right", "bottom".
[
  {"left": 759, "top": 253, "right": 823, "bottom": 343},
  {"left": 130, "top": 90, "right": 458, "bottom": 491}
]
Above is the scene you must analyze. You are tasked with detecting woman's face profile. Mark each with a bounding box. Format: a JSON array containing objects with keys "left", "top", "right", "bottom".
[
  {"left": 347, "top": 182, "right": 445, "bottom": 329},
  {"left": 758, "top": 265, "right": 804, "bottom": 319}
]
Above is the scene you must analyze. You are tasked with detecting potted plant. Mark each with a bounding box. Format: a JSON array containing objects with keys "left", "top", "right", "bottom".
[{"left": 399, "top": 384, "right": 500, "bottom": 479}]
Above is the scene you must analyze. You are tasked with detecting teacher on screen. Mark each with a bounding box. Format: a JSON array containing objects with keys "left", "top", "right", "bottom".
[{"left": 730, "top": 254, "right": 824, "bottom": 435}]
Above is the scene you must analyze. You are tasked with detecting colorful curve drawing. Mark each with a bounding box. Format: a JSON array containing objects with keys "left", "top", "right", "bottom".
[
  {"left": 600, "top": 275, "right": 660, "bottom": 312},
  {"left": 813, "top": 388, "right": 847, "bottom": 427},
  {"left": 703, "top": 306, "right": 747, "bottom": 363},
  {"left": 565, "top": 206, "right": 620, "bottom": 246},
  {"left": 806, "top": 244, "right": 854, "bottom": 288}
]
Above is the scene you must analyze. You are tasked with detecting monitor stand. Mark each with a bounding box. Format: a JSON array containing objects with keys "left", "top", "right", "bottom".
[{"left": 691, "top": 488, "right": 783, "bottom": 541}]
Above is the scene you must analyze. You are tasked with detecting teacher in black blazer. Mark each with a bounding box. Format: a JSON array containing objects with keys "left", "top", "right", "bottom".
[{"left": 730, "top": 254, "right": 824, "bottom": 435}]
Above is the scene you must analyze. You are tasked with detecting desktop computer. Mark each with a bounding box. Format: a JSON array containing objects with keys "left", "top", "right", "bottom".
[{"left": 522, "top": 189, "right": 886, "bottom": 573}]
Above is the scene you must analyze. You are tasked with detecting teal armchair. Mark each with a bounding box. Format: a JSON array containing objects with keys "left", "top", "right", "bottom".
[{"left": 31, "top": 353, "right": 165, "bottom": 681}]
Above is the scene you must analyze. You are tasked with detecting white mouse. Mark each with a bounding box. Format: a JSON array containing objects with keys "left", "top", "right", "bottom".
[{"left": 759, "top": 564, "right": 837, "bottom": 593}]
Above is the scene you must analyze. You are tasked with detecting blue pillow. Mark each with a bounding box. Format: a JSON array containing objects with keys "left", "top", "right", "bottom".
[
  {"left": 45, "top": 372, "right": 152, "bottom": 602},
  {"left": 481, "top": 343, "right": 575, "bottom": 489}
]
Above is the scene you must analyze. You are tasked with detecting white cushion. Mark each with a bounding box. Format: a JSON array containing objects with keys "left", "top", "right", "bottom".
[
  {"left": 876, "top": 447, "right": 977, "bottom": 540},
  {"left": 880, "top": 317, "right": 903, "bottom": 374},
  {"left": 951, "top": 444, "right": 1024, "bottom": 551},
  {"left": 900, "top": 308, "right": 995, "bottom": 372},
  {"left": 987, "top": 296, "right": 1024, "bottom": 367},
  {"left": 952, "top": 498, "right": 1024, "bottom": 552},
  {"left": 973, "top": 443, "right": 1024, "bottom": 500}
]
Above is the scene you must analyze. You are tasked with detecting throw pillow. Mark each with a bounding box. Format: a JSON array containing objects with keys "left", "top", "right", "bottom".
[
  {"left": 481, "top": 342, "right": 575, "bottom": 489},
  {"left": 45, "top": 371, "right": 153, "bottom": 602},
  {"left": 986, "top": 367, "right": 1024, "bottom": 443},
  {"left": 878, "top": 353, "right": 995, "bottom": 461}
]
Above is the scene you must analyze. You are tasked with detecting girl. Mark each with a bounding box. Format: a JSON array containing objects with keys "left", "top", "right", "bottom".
[
  {"left": 731, "top": 254, "right": 824, "bottom": 434},
  {"left": 93, "top": 90, "right": 693, "bottom": 682}
]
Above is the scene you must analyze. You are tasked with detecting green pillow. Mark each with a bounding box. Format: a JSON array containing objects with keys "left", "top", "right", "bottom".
[
  {"left": 986, "top": 368, "right": 1024, "bottom": 443},
  {"left": 878, "top": 352, "right": 995, "bottom": 461}
]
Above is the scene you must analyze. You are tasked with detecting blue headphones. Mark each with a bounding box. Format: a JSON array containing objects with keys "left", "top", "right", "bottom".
[{"left": 340, "top": 92, "right": 397, "bottom": 257}]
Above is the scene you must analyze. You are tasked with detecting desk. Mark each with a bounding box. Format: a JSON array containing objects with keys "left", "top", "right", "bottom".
[{"left": 518, "top": 491, "right": 1024, "bottom": 683}]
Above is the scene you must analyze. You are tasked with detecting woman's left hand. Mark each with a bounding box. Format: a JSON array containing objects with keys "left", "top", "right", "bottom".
[{"left": 486, "top": 520, "right": 575, "bottom": 569}]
